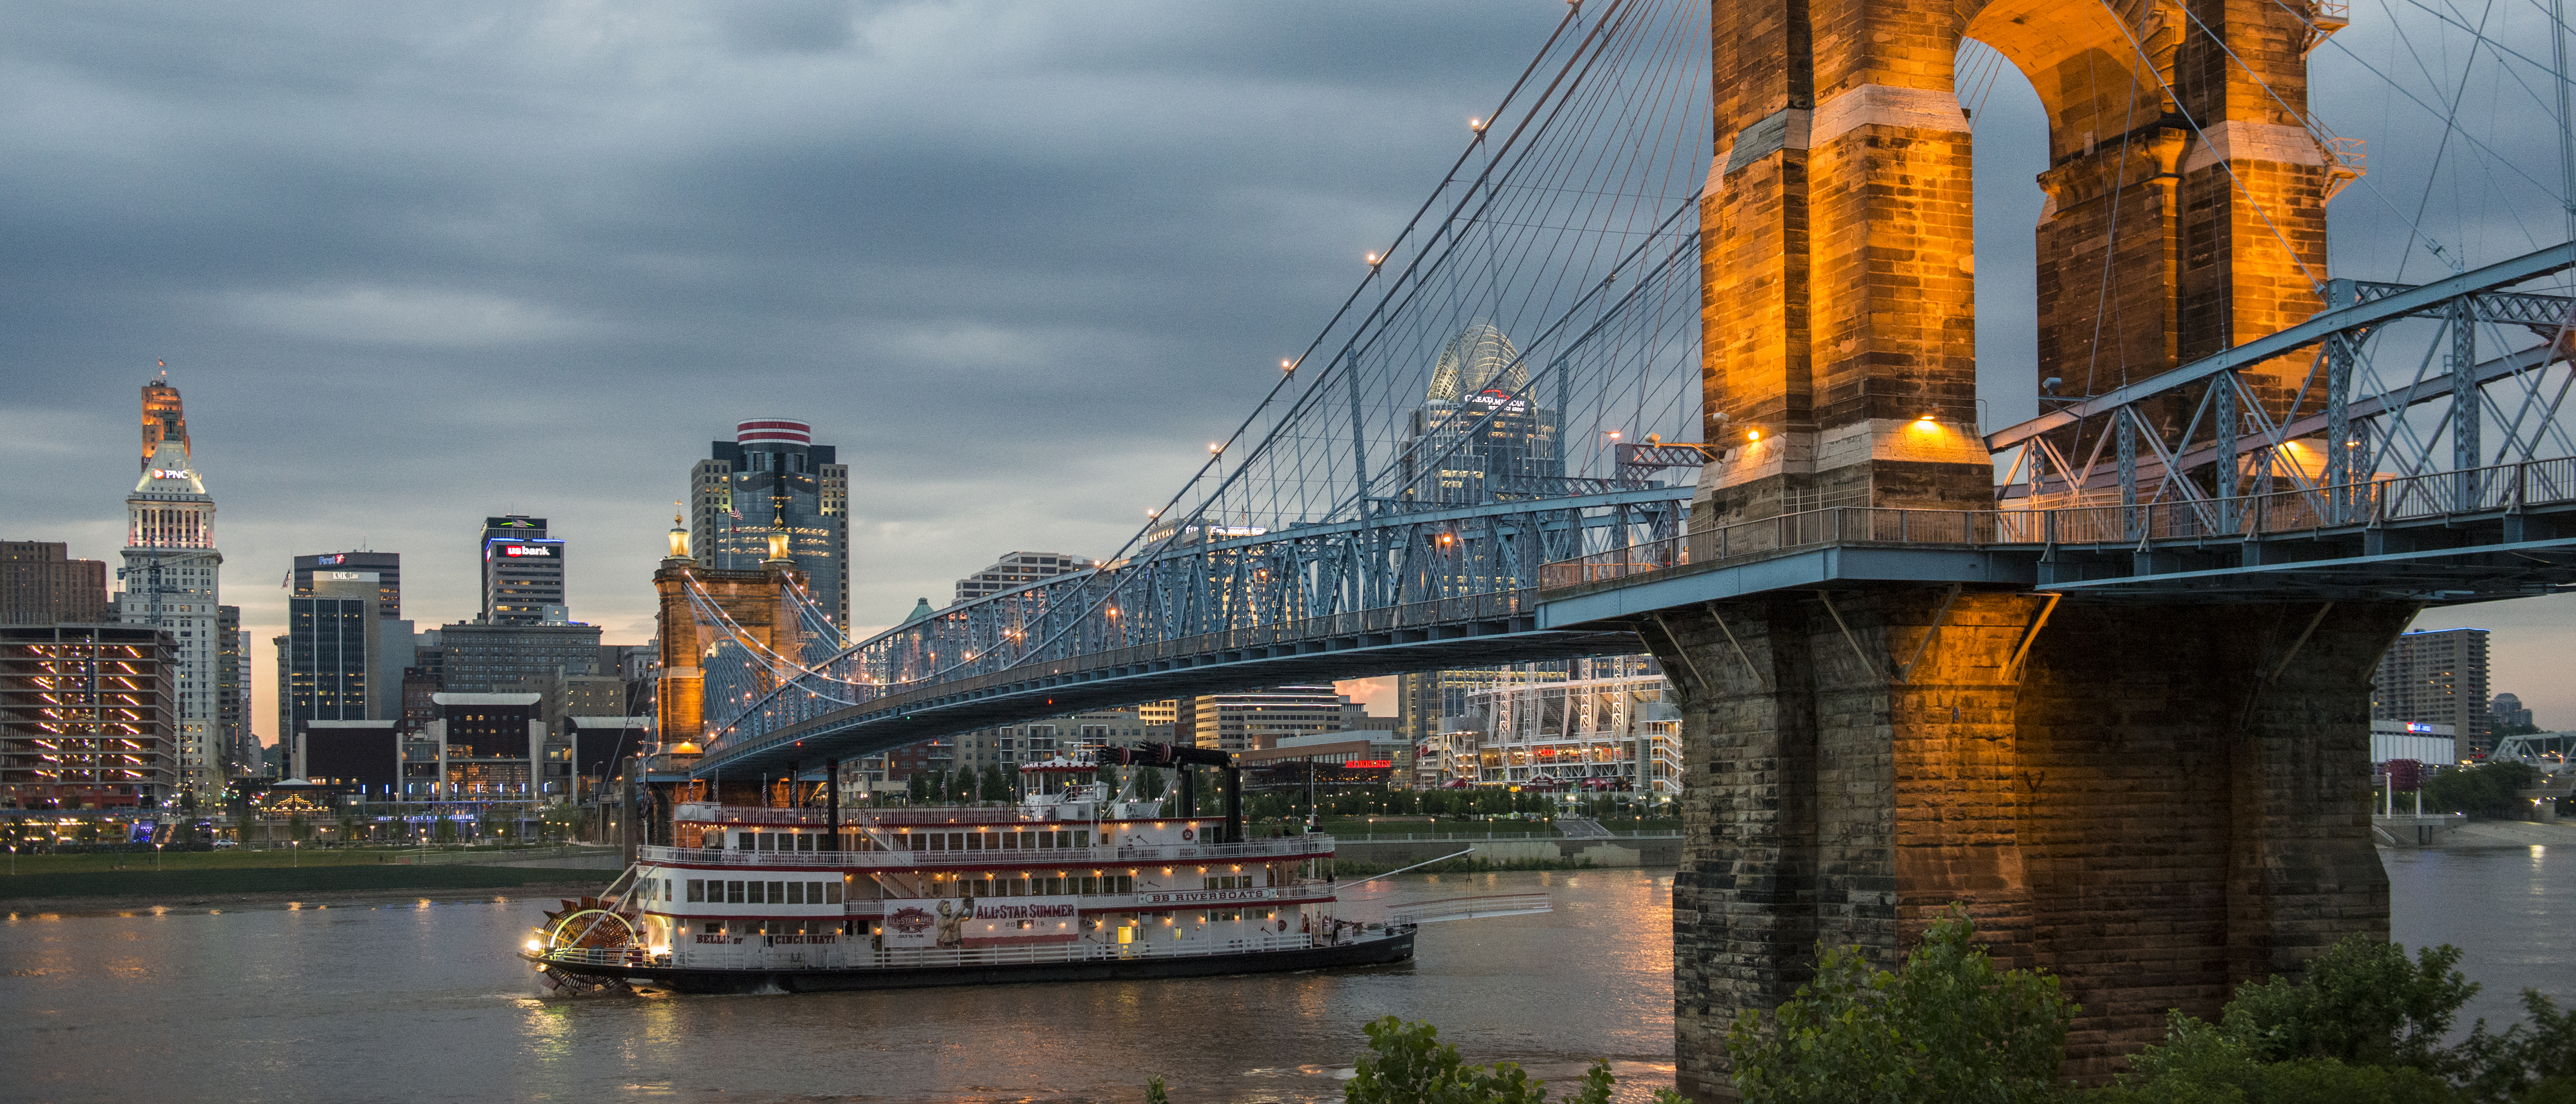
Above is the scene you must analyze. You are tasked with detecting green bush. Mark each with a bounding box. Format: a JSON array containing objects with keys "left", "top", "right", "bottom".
[
  {"left": 1724, "top": 908, "right": 2072, "bottom": 1104},
  {"left": 2218, "top": 939, "right": 2473, "bottom": 1074},
  {"left": 1145, "top": 1016, "right": 1680, "bottom": 1103},
  {"left": 2085, "top": 1013, "right": 2460, "bottom": 1103},
  {"left": 2422, "top": 761, "right": 2541, "bottom": 817},
  {"left": 2097, "top": 935, "right": 2575, "bottom": 1104}
]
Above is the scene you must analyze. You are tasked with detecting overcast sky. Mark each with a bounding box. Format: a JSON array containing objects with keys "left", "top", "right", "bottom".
[{"left": 7, "top": 0, "right": 2572, "bottom": 735}]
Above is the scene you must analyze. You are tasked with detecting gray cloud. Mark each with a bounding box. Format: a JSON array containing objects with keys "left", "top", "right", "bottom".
[{"left": 5, "top": 0, "right": 2568, "bottom": 733}]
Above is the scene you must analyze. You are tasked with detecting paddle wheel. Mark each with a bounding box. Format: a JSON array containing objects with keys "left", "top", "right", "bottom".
[{"left": 530, "top": 895, "right": 644, "bottom": 996}]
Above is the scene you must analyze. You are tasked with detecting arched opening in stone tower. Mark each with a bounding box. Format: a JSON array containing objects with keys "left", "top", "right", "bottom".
[{"left": 1957, "top": 37, "right": 2050, "bottom": 434}]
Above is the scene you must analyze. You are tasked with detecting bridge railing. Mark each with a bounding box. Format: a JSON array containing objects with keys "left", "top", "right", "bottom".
[{"left": 1538, "top": 455, "right": 2576, "bottom": 590}]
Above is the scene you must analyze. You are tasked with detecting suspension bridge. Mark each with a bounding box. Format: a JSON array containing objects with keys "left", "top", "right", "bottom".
[{"left": 643, "top": 0, "right": 2576, "bottom": 1090}]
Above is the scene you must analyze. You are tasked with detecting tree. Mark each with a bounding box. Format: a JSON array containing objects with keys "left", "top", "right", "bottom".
[
  {"left": 2089, "top": 1014, "right": 2460, "bottom": 1104},
  {"left": 287, "top": 813, "right": 311, "bottom": 844},
  {"left": 908, "top": 772, "right": 931, "bottom": 803},
  {"left": 1138, "top": 767, "right": 1166, "bottom": 801},
  {"left": 2220, "top": 937, "right": 2476, "bottom": 1075},
  {"left": 2423, "top": 761, "right": 2542, "bottom": 818},
  {"left": 980, "top": 763, "right": 1009, "bottom": 802},
  {"left": 1340, "top": 1016, "right": 1671, "bottom": 1104},
  {"left": 1724, "top": 908, "right": 2071, "bottom": 1104},
  {"left": 2091, "top": 935, "right": 2576, "bottom": 1104}
]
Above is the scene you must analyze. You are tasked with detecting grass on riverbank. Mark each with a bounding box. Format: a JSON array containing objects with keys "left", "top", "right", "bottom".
[{"left": 0, "top": 864, "right": 609, "bottom": 901}]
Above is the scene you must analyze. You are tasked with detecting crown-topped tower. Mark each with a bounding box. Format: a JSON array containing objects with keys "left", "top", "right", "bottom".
[{"left": 120, "top": 373, "right": 225, "bottom": 802}]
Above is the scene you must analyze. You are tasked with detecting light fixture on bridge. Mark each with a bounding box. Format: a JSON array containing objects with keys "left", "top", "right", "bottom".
[
  {"left": 1281, "top": 358, "right": 1295, "bottom": 372},
  {"left": 1469, "top": 117, "right": 1485, "bottom": 132},
  {"left": 1604, "top": 430, "right": 1620, "bottom": 440},
  {"left": 1366, "top": 252, "right": 1382, "bottom": 268},
  {"left": 1209, "top": 442, "right": 1223, "bottom": 454}
]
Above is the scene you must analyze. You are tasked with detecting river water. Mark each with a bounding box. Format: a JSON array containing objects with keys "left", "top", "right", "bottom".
[{"left": 2, "top": 850, "right": 2565, "bottom": 1104}]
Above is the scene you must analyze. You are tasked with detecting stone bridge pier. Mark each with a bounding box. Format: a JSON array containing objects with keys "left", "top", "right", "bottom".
[{"left": 1641, "top": 594, "right": 2409, "bottom": 1096}]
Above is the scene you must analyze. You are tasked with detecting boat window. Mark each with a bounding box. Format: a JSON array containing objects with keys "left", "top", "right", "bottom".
[
  {"left": 823, "top": 881, "right": 842, "bottom": 905},
  {"left": 759, "top": 833, "right": 777, "bottom": 852},
  {"left": 737, "top": 832, "right": 754, "bottom": 850},
  {"left": 1075, "top": 831, "right": 1090, "bottom": 848},
  {"left": 788, "top": 882, "right": 805, "bottom": 905},
  {"left": 952, "top": 833, "right": 967, "bottom": 850},
  {"left": 767, "top": 880, "right": 785, "bottom": 903},
  {"left": 687, "top": 879, "right": 706, "bottom": 903},
  {"left": 966, "top": 833, "right": 984, "bottom": 852},
  {"left": 703, "top": 922, "right": 721, "bottom": 935},
  {"left": 726, "top": 880, "right": 745, "bottom": 904},
  {"left": 1043, "top": 876, "right": 1064, "bottom": 895},
  {"left": 797, "top": 833, "right": 815, "bottom": 852},
  {"left": 926, "top": 834, "right": 944, "bottom": 852},
  {"left": 1037, "top": 833, "right": 1054, "bottom": 850}
]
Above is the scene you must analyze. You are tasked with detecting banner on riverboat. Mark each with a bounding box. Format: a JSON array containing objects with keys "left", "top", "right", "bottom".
[{"left": 963, "top": 896, "right": 1080, "bottom": 948}]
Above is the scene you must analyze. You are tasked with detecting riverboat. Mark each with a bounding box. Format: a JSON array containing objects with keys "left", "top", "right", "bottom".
[{"left": 521, "top": 751, "right": 1413, "bottom": 995}]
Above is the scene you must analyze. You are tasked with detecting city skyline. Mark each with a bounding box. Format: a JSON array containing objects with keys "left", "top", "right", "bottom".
[{"left": 7, "top": 1, "right": 2572, "bottom": 743}]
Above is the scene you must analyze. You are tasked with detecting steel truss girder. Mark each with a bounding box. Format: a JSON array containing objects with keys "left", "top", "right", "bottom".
[
  {"left": 693, "top": 487, "right": 1691, "bottom": 765},
  {"left": 1986, "top": 242, "right": 2576, "bottom": 520}
]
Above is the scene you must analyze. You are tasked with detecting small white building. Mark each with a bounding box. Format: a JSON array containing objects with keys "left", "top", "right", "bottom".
[{"left": 2371, "top": 719, "right": 2456, "bottom": 765}]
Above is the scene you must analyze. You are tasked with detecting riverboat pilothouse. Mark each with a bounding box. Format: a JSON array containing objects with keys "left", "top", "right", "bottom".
[{"left": 523, "top": 750, "right": 1417, "bottom": 994}]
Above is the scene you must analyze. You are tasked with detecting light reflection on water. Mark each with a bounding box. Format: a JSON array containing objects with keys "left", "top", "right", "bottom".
[
  {"left": 1, "top": 870, "right": 1675, "bottom": 1104},
  {"left": 8, "top": 852, "right": 2552, "bottom": 1103},
  {"left": 2385, "top": 844, "right": 2574, "bottom": 1036}
]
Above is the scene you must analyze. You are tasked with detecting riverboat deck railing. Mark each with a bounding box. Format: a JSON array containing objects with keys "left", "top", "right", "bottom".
[
  {"left": 634, "top": 835, "right": 1334, "bottom": 870},
  {"left": 671, "top": 803, "right": 1178, "bottom": 828},
  {"left": 822, "top": 883, "right": 1344, "bottom": 916}
]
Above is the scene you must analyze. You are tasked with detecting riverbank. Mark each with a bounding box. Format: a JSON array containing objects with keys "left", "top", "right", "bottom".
[
  {"left": 2, "top": 870, "right": 610, "bottom": 911},
  {"left": 0, "top": 862, "right": 617, "bottom": 909},
  {"left": 1334, "top": 833, "right": 1681, "bottom": 869}
]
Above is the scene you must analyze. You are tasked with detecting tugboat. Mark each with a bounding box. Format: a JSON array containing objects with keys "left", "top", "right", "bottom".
[{"left": 522, "top": 745, "right": 1415, "bottom": 995}]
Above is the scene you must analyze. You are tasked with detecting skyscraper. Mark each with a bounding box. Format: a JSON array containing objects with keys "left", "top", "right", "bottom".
[
  {"left": 0, "top": 624, "right": 177, "bottom": 808},
  {"left": 276, "top": 564, "right": 414, "bottom": 751},
  {"left": 0, "top": 541, "right": 111, "bottom": 625},
  {"left": 293, "top": 552, "right": 401, "bottom": 620},
  {"left": 279, "top": 573, "right": 383, "bottom": 741},
  {"left": 118, "top": 372, "right": 224, "bottom": 801},
  {"left": 2373, "top": 627, "right": 2492, "bottom": 761},
  {"left": 954, "top": 551, "right": 1088, "bottom": 604},
  {"left": 478, "top": 516, "right": 565, "bottom": 624},
  {"left": 217, "top": 604, "right": 249, "bottom": 775},
  {"left": 1397, "top": 321, "right": 1563, "bottom": 507},
  {"left": 688, "top": 418, "right": 850, "bottom": 625},
  {"left": 1389, "top": 323, "right": 1568, "bottom": 758}
]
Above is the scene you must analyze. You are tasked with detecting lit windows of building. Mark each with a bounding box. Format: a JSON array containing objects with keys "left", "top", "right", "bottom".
[
  {"left": 0, "top": 624, "right": 177, "bottom": 809},
  {"left": 2374, "top": 627, "right": 2493, "bottom": 761},
  {"left": 953, "top": 551, "right": 1089, "bottom": 604},
  {"left": 688, "top": 419, "right": 850, "bottom": 626},
  {"left": 117, "top": 373, "right": 224, "bottom": 803}
]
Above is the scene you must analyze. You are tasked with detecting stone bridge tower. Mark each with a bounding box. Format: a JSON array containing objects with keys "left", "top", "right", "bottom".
[
  {"left": 654, "top": 521, "right": 806, "bottom": 754},
  {"left": 1670, "top": 0, "right": 2385, "bottom": 1097}
]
